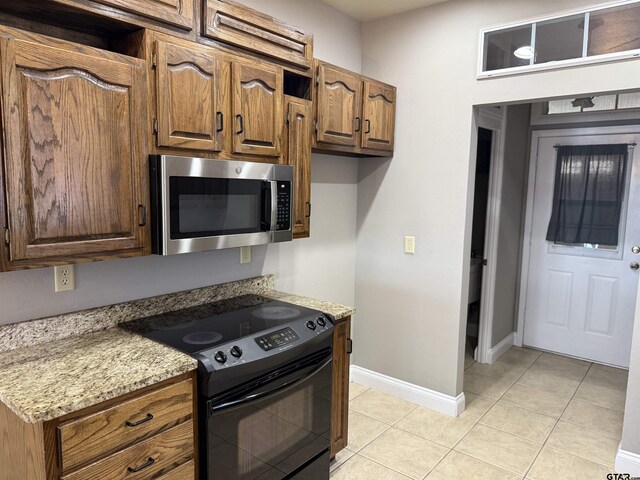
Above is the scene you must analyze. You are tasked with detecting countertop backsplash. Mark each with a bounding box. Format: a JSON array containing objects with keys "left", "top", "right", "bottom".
[{"left": 0, "top": 275, "right": 275, "bottom": 354}]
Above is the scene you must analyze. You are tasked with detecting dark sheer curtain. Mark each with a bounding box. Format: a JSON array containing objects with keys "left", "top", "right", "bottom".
[{"left": 546, "top": 144, "right": 628, "bottom": 246}]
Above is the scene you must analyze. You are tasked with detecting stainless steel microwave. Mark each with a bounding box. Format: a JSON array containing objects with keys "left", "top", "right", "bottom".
[{"left": 150, "top": 155, "right": 293, "bottom": 255}]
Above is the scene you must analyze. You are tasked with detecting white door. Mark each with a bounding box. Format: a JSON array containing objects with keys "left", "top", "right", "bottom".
[{"left": 523, "top": 130, "right": 640, "bottom": 367}]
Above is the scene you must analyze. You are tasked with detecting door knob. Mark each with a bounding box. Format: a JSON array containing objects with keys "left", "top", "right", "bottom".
[
  {"left": 631, "top": 262, "right": 640, "bottom": 271},
  {"left": 632, "top": 246, "right": 640, "bottom": 254}
]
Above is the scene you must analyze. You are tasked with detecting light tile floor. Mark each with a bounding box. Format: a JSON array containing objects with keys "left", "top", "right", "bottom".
[{"left": 330, "top": 347, "right": 628, "bottom": 479}]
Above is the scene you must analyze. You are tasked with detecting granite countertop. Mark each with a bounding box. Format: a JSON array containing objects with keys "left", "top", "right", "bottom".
[
  {"left": 0, "top": 329, "right": 197, "bottom": 423},
  {"left": 0, "top": 275, "right": 354, "bottom": 424},
  {"left": 265, "top": 290, "right": 354, "bottom": 321}
]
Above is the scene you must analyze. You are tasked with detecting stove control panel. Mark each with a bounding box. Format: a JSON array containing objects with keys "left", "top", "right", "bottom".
[{"left": 255, "top": 327, "right": 300, "bottom": 351}]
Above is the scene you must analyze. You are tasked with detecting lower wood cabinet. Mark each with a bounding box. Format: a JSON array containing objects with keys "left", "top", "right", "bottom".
[
  {"left": 0, "top": 372, "right": 196, "bottom": 480},
  {"left": 331, "top": 315, "right": 352, "bottom": 457}
]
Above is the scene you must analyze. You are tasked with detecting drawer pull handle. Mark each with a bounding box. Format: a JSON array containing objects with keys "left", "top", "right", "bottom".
[
  {"left": 127, "top": 457, "right": 155, "bottom": 473},
  {"left": 125, "top": 413, "right": 153, "bottom": 427}
]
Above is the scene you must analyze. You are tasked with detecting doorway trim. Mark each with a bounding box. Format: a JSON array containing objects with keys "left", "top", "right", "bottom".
[
  {"left": 474, "top": 107, "right": 507, "bottom": 364},
  {"left": 514, "top": 124, "right": 640, "bottom": 348}
]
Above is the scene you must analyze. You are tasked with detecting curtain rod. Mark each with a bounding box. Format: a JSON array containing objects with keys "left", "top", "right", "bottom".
[{"left": 553, "top": 142, "right": 637, "bottom": 148}]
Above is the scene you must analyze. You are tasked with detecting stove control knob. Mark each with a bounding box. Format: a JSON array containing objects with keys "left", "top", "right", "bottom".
[
  {"left": 306, "top": 320, "right": 317, "bottom": 330},
  {"left": 230, "top": 346, "right": 243, "bottom": 358},
  {"left": 316, "top": 316, "right": 326, "bottom": 327},
  {"left": 214, "top": 351, "right": 227, "bottom": 364}
]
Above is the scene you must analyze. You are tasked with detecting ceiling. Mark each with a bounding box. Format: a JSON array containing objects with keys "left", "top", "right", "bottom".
[{"left": 319, "top": 0, "right": 451, "bottom": 22}]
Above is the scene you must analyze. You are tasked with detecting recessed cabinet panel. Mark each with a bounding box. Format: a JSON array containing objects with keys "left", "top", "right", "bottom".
[
  {"left": 362, "top": 80, "right": 396, "bottom": 151},
  {"left": 232, "top": 62, "right": 283, "bottom": 157},
  {"left": 285, "top": 97, "right": 312, "bottom": 238},
  {"left": 92, "top": 0, "right": 194, "bottom": 30},
  {"left": 204, "top": 0, "right": 313, "bottom": 69},
  {"left": 316, "top": 63, "right": 362, "bottom": 147},
  {"left": 0, "top": 36, "right": 148, "bottom": 266},
  {"left": 156, "top": 40, "right": 223, "bottom": 152}
]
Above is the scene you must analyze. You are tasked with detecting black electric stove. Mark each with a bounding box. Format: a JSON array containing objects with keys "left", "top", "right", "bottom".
[{"left": 122, "top": 294, "right": 334, "bottom": 480}]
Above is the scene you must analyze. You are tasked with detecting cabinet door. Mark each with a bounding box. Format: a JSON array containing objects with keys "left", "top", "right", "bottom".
[
  {"left": 362, "top": 80, "right": 396, "bottom": 151},
  {"left": 331, "top": 316, "right": 351, "bottom": 458},
  {"left": 232, "top": 62, "right": 283, "bottom": 157},
  {"left": 155, "top": 40, "right": 223, "bottom": 152},
  {"left": 316, "top": 62, "right": 362, "bottom": 147},
  {"left": 285, "top": 98, "right": 312, "bottom": 238},
  {"left": 92, "top": 0, "right": 194, "bottom": 30},
  {"left": 0, "top": 37, "right": 149, "bottom": 266}
]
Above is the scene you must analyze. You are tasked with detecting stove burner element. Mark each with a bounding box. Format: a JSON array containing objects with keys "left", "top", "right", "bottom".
[
  {"left": 183, "top": 331, "right": 223, "bottom": 345},
  {"left": 149, "top": 318, "right": 197, "bottom": 331},
  {"left": 252, "top": 305, "right": 301, "bottom": 320}
]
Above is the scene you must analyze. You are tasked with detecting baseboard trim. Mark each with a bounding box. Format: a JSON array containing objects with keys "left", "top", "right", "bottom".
[
  {"left": 487, "top": 333, "right": 515, "bottom": 364},
  {"left": 616, "top": 445, "right": 640, "bottom": 475},
  {"left": 350, "top": 365, "right": 465, "bottom": 417}
]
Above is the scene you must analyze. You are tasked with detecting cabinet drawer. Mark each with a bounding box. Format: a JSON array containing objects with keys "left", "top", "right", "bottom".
[
  {"left": 203, "top": 0, "right": 313, "bottom": 69},
  {"left": 157, "top": 460, "right": 195, "bottom": 479},
  {"left": 61, "top": 421, "right": 194, "bottom": 480},
  {"left": 59, "top": 379, "right": 193, "bottom": 472}
]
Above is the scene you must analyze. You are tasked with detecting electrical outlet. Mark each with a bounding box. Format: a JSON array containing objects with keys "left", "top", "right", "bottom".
[
  {"left": 240, "top": 246, "right": 252, "bottom": 264},
  {"left": 404, "top": 236, "right": 416, "bottom": 254},
  {"left": 54, "top": 265, "right": 75, "bottom": 292}
]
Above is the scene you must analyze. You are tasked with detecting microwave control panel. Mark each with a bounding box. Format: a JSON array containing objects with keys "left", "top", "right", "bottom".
[{"left": 276, "top": 181, "right": 291, "bottom": 231}]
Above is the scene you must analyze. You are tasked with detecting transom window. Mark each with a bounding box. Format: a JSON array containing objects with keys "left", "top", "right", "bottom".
[{"left": 479, "top": 0, "right": 640, "bottom": 77}]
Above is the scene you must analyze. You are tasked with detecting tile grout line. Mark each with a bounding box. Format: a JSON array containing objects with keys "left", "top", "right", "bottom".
[
  {"left": 334, "top": 390, "right": 422, "bottom": 478},
  {"left": 417, "top": 352, "right": 545, "bottom": 479},
  {"left": 521, "top": 360, "right": 594, "bottom": 479}
]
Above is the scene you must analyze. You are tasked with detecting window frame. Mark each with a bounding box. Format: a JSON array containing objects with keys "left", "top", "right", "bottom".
[
  {"left": 477, "top": 0, "right": 640, "bottom": 79},
  {"left": 546, "top": 143, "right": 634, "bottom": 260}
]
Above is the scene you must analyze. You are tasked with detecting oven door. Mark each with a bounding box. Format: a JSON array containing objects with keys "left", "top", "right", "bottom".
[{"left": 204, "top": 350, "right": 332, "bottom": 480}]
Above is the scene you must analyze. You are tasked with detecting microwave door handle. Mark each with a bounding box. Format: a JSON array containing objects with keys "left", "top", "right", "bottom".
[
  {"left": 261, "top": 182, "right": 272, "bottom": 231},
  {"left": 270, "top": 181, "right": 278, "bottom": 232},
  {"left": 209, "top": 356, "right": 332, "bottom": 414}
]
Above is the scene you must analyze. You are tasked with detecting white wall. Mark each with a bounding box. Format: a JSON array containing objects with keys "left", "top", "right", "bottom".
[
  {"left": 0, "top": 0, "right": 361, "bottom": 326},
  {"left": 491, "top": 104, "right": 531, "bottom": 347},
  {"left": 356, "top": 0, "right": 640, "bottom": 397}
]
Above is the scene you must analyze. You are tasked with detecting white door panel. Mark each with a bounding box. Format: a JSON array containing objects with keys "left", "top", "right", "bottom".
[{"left": 523, "top": 132, "right": 639, "bottom": 367}]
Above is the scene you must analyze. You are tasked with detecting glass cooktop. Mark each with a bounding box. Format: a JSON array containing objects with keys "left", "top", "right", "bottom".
[{"left": 121, "top": 294, "right": 320, "bottom": 354}]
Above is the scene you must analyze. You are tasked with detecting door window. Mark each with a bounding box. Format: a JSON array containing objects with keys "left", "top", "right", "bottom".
[{"left": 546, "top": 144, "right": 629, "bottom": 253}]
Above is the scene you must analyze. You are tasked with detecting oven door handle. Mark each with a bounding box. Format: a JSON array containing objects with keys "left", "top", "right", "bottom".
[{"left": 209, "top": 355, "right": 332, "bottom": 414}]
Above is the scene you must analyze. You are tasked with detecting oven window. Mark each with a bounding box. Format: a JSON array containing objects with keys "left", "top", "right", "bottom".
[
  {"left": 170, "top": 177, "right": 264, "bottom": 239},
  {"left": 206, "top": 360, "right": 332, "bottom": 479}
]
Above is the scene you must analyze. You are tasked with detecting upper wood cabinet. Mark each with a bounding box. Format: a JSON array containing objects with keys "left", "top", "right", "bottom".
[
  {"left": 0, "top": 30, "right": 149, "bottom": 270},
  {"left": 362, "top": 79, "right": 396, "bottom": 152},
  {"left": 314, "top": 60, "right": 396, "bottom": 157},
  {"left": 90, "top": 0, "right": 194, "bottom": 30},
  {"left": 232, "top": 62, "right": 283, "bottom": 157},
  {"left": 203, "top": 0, "right": 313, "bottom": 70},
  {"left": 315, "top": 62, "right": 362, "bottom": 148},
  {"left": 284, "top": 97, "right": 312, "bottom": 238},
  {"left": 155, "top": 39, "right": 224, "bottom": 152}
]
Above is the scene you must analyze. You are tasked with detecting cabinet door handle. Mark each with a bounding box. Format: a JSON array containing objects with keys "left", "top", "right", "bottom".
[
  {"left": 305, "top": 202, "right": 311, "bottom": 218},
  {"left": 138, "top": 205, "right": 147, "bottom": 227},
  {"left": 365, "top": 119, "right": 371, "bottom": 134},
  {"left": 236, "top": 114, "right": 244, "bottom": 135},
  {"left": 347, "top": 338, "right": 353, "bottom": 355},
  {"left": 125, "top": 413, "right": 153, "bottom": 427},
  {"left": 216, "top": 112, "right": 224, "bottom": 132},
  {"left": 127, "top": 457, "right": 155, "bottom": 473},
  {"left": 355, "top": 117, "right": 361, "bottom": 132}
]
